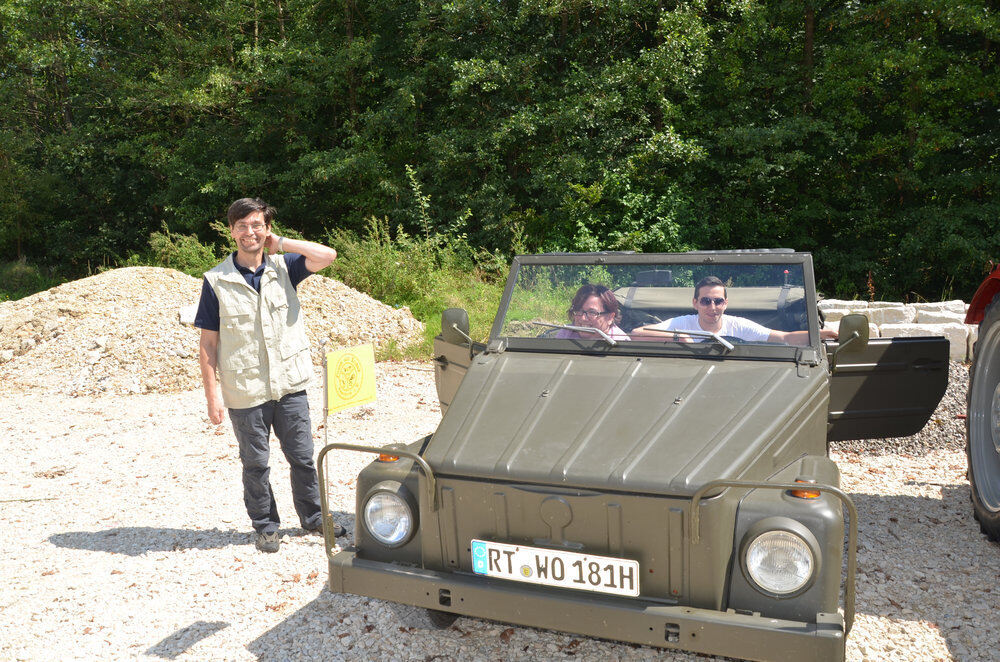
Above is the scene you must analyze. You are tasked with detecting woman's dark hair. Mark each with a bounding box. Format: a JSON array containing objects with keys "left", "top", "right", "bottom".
[
  {"left": 567, "top": 284, "right": 621, "bottom": 323},
  {"left": 227, "top": 197, "right": 276, "bottom": 226}
]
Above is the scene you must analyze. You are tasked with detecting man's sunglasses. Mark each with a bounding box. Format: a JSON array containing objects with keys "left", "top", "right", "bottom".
[{"left": 698, "top": 297, "right": 726, "bottom": 306}]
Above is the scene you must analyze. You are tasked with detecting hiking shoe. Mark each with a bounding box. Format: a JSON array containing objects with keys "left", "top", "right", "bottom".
[
  {"left": 305, "top": 520, "right": 348, "bottom": 538},
  {"left": 255, "top": 530, "right": 281, "bottom": 553}
]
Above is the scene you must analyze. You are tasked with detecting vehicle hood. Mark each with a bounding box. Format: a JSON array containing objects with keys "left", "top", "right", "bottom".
[{"left": 423, "top": 351, "right": 828, "bottom": 496}]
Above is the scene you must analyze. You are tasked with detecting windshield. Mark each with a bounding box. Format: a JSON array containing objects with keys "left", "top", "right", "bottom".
[{"left": 496, "top": 257, "right": 817, "bottom": 356}]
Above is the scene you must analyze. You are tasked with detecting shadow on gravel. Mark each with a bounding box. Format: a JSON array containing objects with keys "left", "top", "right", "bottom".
[
  {"left": 847, "top": 483, "right": 1000, "bottom": 661},
  {"left": 147, "top": 620, "right": 230, "bottom": 659},
  {"left": 48, "top": 526, "right": 251, "bottom": 555},
  {"left": 247, "top": 589, "right": 358, "bottom": 660}
]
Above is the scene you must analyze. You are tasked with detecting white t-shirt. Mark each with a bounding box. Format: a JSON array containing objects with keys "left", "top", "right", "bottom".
[{"left": 647, "top": 314, "right": 772, "bottom": 343}]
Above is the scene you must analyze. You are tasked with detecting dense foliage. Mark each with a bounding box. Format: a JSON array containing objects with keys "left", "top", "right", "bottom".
[{"left": 1, "top": 0, "right": 997, "bottom": 300}]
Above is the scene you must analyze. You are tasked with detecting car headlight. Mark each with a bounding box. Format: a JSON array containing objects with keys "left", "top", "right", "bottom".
[
  {"left": 744, "top": 529, "right": 815, "bottom": 596},
  {"left": 363, "top": 486, "right": 415, "bottom": 547}
]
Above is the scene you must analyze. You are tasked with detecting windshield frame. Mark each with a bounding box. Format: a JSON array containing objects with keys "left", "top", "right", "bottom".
[{"left": 489, "top": 251, "right": 821, "bottom": 361}]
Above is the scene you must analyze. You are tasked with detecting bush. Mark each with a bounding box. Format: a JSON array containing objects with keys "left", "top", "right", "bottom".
[
  {"left": 326, "top": 217, "right": 505, "bottom": 358},
  {"left": 125, "top": 224, "right": 224, "bottom": 278}
]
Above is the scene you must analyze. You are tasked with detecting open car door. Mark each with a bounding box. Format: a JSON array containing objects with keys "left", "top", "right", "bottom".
[
  {"left": 827, "top": 336, "right": 949, "bottom": 441},
  {"left": 432, "top": 308, "right": 485, "bottom": 415}
]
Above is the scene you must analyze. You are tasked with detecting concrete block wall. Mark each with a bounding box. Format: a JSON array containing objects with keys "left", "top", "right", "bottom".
[{"left": 819, "top": 299, "right": 974, "bottom": 361}]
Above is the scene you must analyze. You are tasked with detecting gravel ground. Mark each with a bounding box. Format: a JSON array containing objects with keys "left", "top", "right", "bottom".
[{"left": 2, "top": 360, "right": 998, "bottom": 662}]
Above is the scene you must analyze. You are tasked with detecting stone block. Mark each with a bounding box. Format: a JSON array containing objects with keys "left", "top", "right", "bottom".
[
  {"left": 823, "top": 320, "right": 879, "bottom": 338},
  {"left": 866, "top": 305, "right": 916, "bottom": 325},
  {"left": 915, "top": 310, "right": 966, "bottom": 325},
  {"left": 818, "top": 299, "right": 868, "bottom": 312},
  {"left": 967, "top": 324, "right": 978, "bottom": 361},
  {"left": 879, "top": 323, "right": 968, "bottom": 361},
  {"left": 912, "top": 300, "right": 967, "bottom": 316},
  {"left": 820, "top": 308, "right": 850, "bottom": 322},
  {"left": 178, "top": 304, "right": 197, "bottom": 326}
]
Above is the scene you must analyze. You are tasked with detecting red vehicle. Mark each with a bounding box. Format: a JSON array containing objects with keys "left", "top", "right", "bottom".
[{"left": 965, "top": 263, "right": 1000, "bottom": 542}]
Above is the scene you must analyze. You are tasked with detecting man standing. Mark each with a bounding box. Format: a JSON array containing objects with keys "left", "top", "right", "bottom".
[{"left": 195, "top": 197, "right": 346, "bottom": 553}]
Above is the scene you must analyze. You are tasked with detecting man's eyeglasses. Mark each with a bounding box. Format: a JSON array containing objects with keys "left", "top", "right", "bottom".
[
  {"left": 233, "top": 222, "right": 267, "bottom": 233},
  {"left": 698, "top": 297, "right": 726, "bottom": 307},
  {"left": 572, "top": 309, "right": 609, "bottom": 320}
]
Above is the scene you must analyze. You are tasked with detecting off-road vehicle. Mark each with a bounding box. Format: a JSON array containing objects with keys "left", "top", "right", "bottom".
[{"left": 319, "top": 251, "right": 948, "bottom": 662}]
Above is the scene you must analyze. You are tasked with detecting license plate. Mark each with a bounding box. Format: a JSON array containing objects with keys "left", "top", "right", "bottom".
[{"left": 470, "top": 539, "right": 640, "bottom": 597}]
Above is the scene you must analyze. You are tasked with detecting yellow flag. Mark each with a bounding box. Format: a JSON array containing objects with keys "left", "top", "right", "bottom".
[{"left": 325, "top": 344, "right": 376, "bottom": 413}]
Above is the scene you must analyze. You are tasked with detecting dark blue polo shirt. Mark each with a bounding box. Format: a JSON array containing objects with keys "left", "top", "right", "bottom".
[{"left": 194, "top": 252, "right": 311, "bottom": 332}]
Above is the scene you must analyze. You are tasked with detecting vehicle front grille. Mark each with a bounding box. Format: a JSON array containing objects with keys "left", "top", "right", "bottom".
[{"left": 423, "top": 478, "right": 695, "bottom": 602}]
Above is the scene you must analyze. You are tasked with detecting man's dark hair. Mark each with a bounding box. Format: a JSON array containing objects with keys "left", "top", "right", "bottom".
[
  {"left": 694, "top": 276, "right": 727, "bottom": 299},
  {"left": 227, "top": 198, "right": 276, "bottom": 227}
]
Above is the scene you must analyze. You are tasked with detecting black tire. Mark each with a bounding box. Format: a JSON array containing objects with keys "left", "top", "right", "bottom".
[
  {"left": 391, "top": 603, "right": 459, "bottom": 630},
  {"left": 967, "top": 294, "right": 1000, "bottom": 542}
]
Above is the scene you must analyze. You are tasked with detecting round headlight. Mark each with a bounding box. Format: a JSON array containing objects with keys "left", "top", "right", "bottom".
[
  {"left": 744, "top": 530, "right": 815, "bottom": 595},
  {"left": 363, "top": 491, "right": 414, "bottom": 547}
]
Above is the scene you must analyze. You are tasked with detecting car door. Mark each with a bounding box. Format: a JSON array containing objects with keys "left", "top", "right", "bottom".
[
  {"left": 432, "top": 335, "right": 485, "bottom": 415},
  {"left": 826, "top": 336, "right": 950, "bottom": 441}
]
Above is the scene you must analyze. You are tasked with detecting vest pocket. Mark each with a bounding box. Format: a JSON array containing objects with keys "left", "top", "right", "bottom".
[
  {"left": 278, "top": 331, "right": 310, "bottom": 360},
  {"left": 283, "top": 346, "right": 312, "bottom": 386},
  {"left": 221, "top": 365, "right": 261, "bottom": 401},
  {"left": 221, "top": 311, "right": 253, "bottom": 334}
]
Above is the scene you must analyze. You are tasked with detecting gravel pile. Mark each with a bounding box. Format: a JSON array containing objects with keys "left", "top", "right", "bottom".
[
  {"left": 0, "top": 266, "right": 423, "bottom": 396},
  {"left": 1, "top": 276, "right": 997, "bottom": 661}
]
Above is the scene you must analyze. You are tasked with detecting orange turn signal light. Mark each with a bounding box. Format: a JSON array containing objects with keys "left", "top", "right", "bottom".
[
  {"left": 376, "top": 453, "right": 400, "bottom": 463},
  {"left": 789, "top": 479, "right": 820, "bottom": 499}
]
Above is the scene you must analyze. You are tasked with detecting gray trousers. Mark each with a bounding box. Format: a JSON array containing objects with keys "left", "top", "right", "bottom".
[{"left": 229, "top": 390, "right": 322, "bottom": 534}]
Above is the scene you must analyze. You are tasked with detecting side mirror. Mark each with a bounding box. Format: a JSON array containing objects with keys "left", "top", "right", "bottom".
[
  {"left": 831, "top": 313, "right": 869, "bottom": 371},
  {"left": 441, "top": 308, "right": 472, "bottom": 345},
  {"left": 837, "top": 314, "right": 870, "bottom": 352}
]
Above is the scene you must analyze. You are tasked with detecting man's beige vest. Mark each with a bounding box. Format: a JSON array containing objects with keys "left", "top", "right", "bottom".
[{"left": 204, "top": 254, "right": 312, "bottom": 409}]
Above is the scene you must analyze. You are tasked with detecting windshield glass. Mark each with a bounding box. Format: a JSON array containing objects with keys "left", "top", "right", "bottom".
[{"left": 497, "top": 258, "right": 815, "bottom": 354}]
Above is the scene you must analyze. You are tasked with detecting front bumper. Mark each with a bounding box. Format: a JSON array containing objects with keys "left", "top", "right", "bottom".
[{"left": 329, "top": 548, "right": 846, "bottom": 662}]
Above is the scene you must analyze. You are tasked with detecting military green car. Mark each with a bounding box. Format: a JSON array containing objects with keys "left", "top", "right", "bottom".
[{"left": 318, "top": 251, "right": 948, "bottom": 662}]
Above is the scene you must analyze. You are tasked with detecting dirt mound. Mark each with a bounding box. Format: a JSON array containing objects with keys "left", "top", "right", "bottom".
[{"left": 0, "top": 266, "right": 423, "bottom": 395}]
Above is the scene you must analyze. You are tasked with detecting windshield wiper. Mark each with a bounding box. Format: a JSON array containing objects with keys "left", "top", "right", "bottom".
[
  {"left": 638, "top": 327, "right": 735, "bottom": 352},
  {"left": 532, "top": 321, "right": 618, "bottom": 346}
]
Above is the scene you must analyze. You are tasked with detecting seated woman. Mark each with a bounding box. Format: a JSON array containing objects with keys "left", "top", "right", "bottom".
[{"left": 556, "top": 284, "right": 631, "bottom": 341}]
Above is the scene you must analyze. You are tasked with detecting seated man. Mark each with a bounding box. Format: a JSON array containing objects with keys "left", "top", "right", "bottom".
[{"left": 632, "top": 276, "right": 836, "bottom": 346}]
